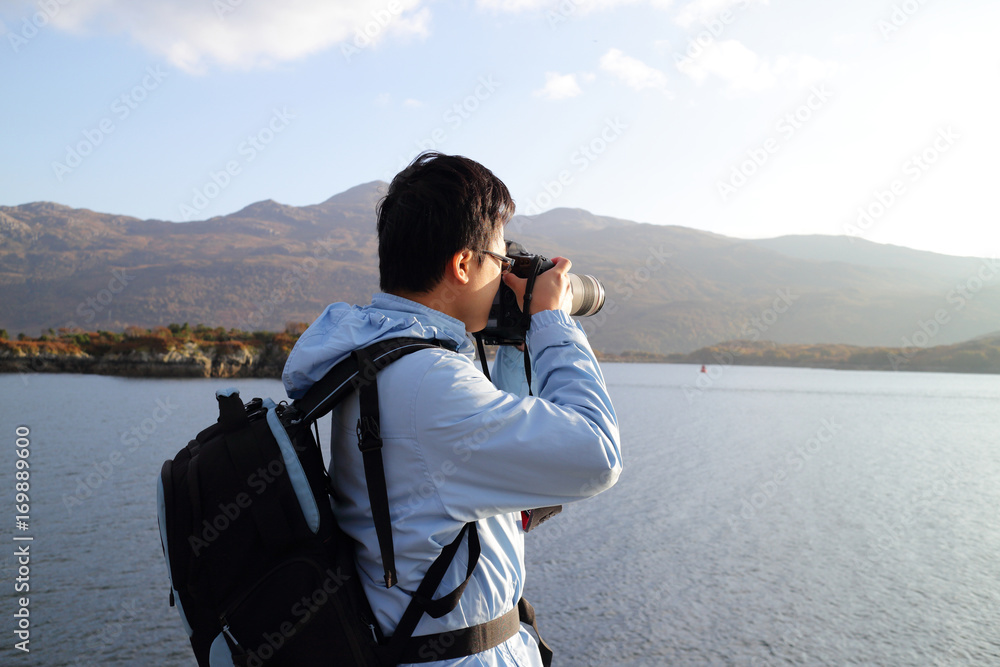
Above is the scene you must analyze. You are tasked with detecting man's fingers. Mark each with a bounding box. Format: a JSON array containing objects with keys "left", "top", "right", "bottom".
[
  {"left": 502, "top": 258, "right": 574, "bottom": 315},
  {"left": 549, "top": 257, "right": 572, "bottom": 274}
]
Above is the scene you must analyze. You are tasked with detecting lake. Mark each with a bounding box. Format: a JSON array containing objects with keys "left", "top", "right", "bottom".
[{"left": 1, "top": 364, "right": 998, "bottom": 665}]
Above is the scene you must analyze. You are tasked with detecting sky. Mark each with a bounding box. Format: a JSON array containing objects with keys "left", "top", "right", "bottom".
[{"left": 1, "top": 0, "right": 997, "bottom": 259}]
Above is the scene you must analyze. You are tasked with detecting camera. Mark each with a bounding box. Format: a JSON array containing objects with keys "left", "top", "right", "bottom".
[{"left": 477, "top": 241, "right": 605, "bottom": 346}]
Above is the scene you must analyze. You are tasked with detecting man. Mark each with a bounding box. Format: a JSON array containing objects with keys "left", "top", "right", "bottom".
[{"left": 282, "top": 152, "right": 621, "bottom": 665}]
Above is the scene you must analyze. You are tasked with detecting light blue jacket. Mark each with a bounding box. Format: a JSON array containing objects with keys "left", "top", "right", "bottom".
[{"left": 282, "top": 293, "right": 622, "bottom": 666}]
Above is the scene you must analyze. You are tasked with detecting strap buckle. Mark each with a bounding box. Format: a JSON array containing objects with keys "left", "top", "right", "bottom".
[{"left": 356, "top": 415, "right": 382, "bottom": 452}]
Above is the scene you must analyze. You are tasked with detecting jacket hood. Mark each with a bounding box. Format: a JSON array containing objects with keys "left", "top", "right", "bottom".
[{"left": 282, "top": 293, "right": 475, "bottom": 399}]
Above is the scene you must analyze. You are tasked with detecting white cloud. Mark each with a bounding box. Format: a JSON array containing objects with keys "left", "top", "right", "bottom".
[
  {"left": 476, "top": 0, "right": 551, "bottom": 9},
  {"left": 676, "top": 39, "right": 837, "bottom": 93},
  {"left": 476, "top": 0, "right": 666, "bottom": 13},
  {"left": 599, "top": 48, "right": 669, "bottom": 92},
  {"left": 534, "top": 72, "right": 583, "bottom": 100},
  {"left": 775, "top": 53, "right": 840, "bottom": 89},
  {"left": 33, "top": 0, "right": 431, "bottom": 73},
  {"left": 403, "top": 98, "right": 424, "bottom": 108},
  {"left": 676, "top": 39, "right": 771, "bottom": 90},
  {"left": 673, "top": 0, "right": 768, "bottom": 29}
]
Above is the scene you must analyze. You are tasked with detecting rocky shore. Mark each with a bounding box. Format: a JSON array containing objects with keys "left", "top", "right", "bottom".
[
  {"left": 3, "top": 334, "right": 998, "bottom": 377},
  {"left": 0, "top": 341, "right": 288, "bottom": 378}
]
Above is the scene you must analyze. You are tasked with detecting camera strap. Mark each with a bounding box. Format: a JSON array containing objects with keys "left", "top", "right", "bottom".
[
  {"left": 474, "top": 334, "right": 534, "bottom": 397},
  {"left": 519, "top": 255, "right": 543, "bottom": 336},
  {"left": 518, "top": 256, "right": 543, "bottom": 396},
  {"left": 475, "top": 333, "right": 491, "bottom": 382},
  {"left": 522, "top": 349, "right": 534, "bottom": 396},
  {"left": 475, "top": 255, "right": 543, "bottom": 391}
]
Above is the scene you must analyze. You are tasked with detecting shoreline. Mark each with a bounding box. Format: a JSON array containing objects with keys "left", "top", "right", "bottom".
[
  {"left": 3, "top": 353, "right": 997, "bottom": 378},
  {"left": 2, "top": 330, "right": 998, "bottom": 378}
]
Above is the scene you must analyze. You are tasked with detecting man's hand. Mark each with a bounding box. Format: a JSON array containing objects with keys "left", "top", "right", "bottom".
[{"left": 503, "top": 257, "right": 573, "bottom": 316}]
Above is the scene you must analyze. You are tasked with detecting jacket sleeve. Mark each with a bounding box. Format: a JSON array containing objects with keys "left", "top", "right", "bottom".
[
  {"left": 491, "top": 345, "right": 531, "bottom": 396},
  {"left": 413, "top": 310, "right": 622, "bottom": 522}
]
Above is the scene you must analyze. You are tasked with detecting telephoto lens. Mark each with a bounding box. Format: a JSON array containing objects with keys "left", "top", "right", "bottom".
[
  {"left": 477, "top": 240, "right": 607, "bottom": 347},
  {"left": 568, "top": 274, "right": 605, "bottom": 317},
  {"left": 504, "top": 241, "right": 605, "bottom": 317}
]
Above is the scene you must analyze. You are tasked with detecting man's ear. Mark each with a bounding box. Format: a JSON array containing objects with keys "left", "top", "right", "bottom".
[{"left": 447, "top": 249, "right": 475, "bottom": 285}]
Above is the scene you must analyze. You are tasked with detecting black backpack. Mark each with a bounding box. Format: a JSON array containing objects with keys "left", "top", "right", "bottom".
[{"left": 157, "top": 337, "right": 552, "bottom": 666}]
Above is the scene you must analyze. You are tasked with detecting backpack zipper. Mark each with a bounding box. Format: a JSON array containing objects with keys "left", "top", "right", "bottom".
[{"left": 221, "top": 621, "right": 240, "bottom": 648}]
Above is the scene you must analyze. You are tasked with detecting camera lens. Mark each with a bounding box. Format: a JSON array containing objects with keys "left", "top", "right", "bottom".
[{"left": 568, "top": 274, "right": 605, "bottom": 317}]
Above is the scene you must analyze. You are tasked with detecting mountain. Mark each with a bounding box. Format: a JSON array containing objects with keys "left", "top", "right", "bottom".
[
  {"left": 748, "top": 235, "right": 990, "bottom": 289},
  {"left": 667, "top": 333, "right": 1000, "bottom": 374},
  {"left": 1, "top": 184, "right": 998, "bottom": 355}
]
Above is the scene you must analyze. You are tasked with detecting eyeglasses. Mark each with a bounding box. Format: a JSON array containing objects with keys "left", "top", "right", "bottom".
[{"left": 478, "top": 249, "right": 513, "bottom": 275}]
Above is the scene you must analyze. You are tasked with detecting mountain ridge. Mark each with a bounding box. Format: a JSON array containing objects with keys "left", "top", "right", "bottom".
[{"left": 1, "top": 182, "right": 997, "bottom": 356}]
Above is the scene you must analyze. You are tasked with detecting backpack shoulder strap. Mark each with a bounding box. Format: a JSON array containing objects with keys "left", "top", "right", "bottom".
[
  {"left": 295, "top": 337, "right": 496, "bottom": 660},
  {"left": 293, "top": 337, "right": 448, "bottom": 589},
  {"left": 387, "top": 521, "right": 480, "bottom": 657},
  {"left": 351, "top": 337, "right": 457, "bottom": 589},
  {"left": 291, "top": 337, "right": 446, "bottom": 424}
]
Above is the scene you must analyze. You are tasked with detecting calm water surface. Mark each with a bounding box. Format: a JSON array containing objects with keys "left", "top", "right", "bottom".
[{"left": 1, "top": 364, "right": 998, "bottom": 666}]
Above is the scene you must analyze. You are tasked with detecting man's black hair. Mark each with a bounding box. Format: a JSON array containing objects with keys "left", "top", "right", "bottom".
[{"left": 377, "top": 152, "right": 514, "bottom": 294}]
